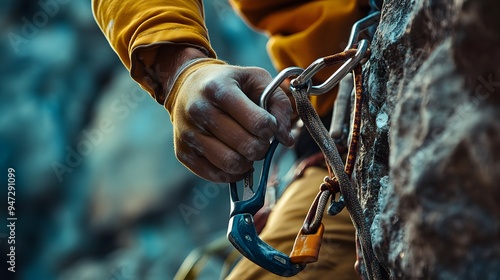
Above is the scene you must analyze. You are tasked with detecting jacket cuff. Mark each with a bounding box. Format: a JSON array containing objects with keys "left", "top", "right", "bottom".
[
  {"left": 165, "top": 58, "right": 227, "bottom": 118},
  {"left": 130, "top": 42, "right": 210, "bottom": 105}
]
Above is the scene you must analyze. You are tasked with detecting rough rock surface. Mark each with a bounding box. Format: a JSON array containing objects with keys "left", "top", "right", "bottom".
[{"left": 355, "top": 0, "right": 500, "bottom": 278}]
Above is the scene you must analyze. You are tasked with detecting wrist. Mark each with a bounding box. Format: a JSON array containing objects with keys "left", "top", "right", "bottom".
[
  {"left": 165, "top": 58, "right": 227, "bottom": 115},
  {"left": 154, "top": 45, "right": 208, "bottom": 103}
]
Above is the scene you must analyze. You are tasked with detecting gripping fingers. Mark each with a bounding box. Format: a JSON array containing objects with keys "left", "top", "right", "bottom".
[
  {"left": 267, "top": 88, "right": 294, "bottom": 146},
  {"left": 172, "top": 64, "right": 294, "bottom": 182},
  {"left": 189, "top": 104, "right": 271, "bottom": 161},
  {"left": 175, "top": 131, "right": 252, "bottom": 182},
  {"left": 212, "top": 89, "right": 278, "bottom": 143},
  {"left": 232, "top": 66, "right": 294, "bottom": 146}
]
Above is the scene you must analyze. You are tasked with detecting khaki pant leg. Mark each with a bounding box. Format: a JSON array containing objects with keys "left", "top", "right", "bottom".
[{"left": 226, "top": 167, "right": 357, "bottom": 280}]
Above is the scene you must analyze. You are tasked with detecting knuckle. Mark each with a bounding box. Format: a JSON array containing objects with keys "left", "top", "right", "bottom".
[
  {"left": 175, "top": 149, "right": 195, "bottom": 167},
  {"left": 177, "top": 130, "right": 196, "bottom": 146},
  {"left": 221, "top": 151, "right": 251, "bottom": 174},
  {"left": 252, "top": 114, "right": 273, "bottom": 134},
  {"left": 186, "top": 99, "right": 207, "bottom": 120},
  {"left": 239, "top": 139, "right": 268, "bottom": 161},
  {"left": 256, "top": 126, "right": 275, "bottom": 141},
  {"left": 209, "top": 170, "right": 231, "bottom": 183},
  {"left": 203, "top": 79, "right": 228, "bottom": 102},
  {"left": 176, "top": 130, "right": 205, "bottom": 155},
  {"left": 208, "top": 171, "right": 244, "bottom": 183},
  {"left": 247, "top": 67, "right": 271, "bottom": 80}
]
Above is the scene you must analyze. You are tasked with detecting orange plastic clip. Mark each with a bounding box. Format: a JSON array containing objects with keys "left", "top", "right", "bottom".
[{"left": 289, "top": 223, "right": 324, "bottom": 264}]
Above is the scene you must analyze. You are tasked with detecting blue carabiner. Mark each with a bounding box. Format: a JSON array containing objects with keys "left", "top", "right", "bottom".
[
  {"left": 228, "top": 140, "right": 305, "bottom": 277},
  {"left": 228, "top": 140, "right": 278, "bottom": 218},
  {"left": 227, "top": 67, "right": 307, "bottom": 277}
]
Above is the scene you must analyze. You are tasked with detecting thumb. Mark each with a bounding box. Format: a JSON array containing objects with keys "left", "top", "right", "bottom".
[{"left": 267, "top": 87, "right": 294, "bottom": 146}]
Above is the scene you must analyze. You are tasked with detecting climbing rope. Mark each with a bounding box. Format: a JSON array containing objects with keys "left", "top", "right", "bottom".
[
  {"left": 292, "top": 48, "right": 366, "bottom": 236},
  {"left": 290, "top": 55, "right": 384, "bottom": 280}
]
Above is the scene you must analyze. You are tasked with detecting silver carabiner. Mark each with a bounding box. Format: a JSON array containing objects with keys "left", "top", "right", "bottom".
[
  {"left": 344, "top": 11, "right": 380, "bottom": 51},
  {"left": 289, "top": 11, "right": 380, "bottom": 95},
  {"left": 290, "top": 39, "right": 369, "bottom": 95},
  {"left": 260, "top": 67, "right": 304, "bottom": 111}
]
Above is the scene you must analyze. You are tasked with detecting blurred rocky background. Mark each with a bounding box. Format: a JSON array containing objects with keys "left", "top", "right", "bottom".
[{"left": 0, "top": 0, "right": 274, "bottom": 279}]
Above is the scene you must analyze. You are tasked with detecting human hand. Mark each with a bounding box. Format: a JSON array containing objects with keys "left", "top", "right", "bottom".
[{"left": 168, "top": 61, "right": 294, "bottom": 182}]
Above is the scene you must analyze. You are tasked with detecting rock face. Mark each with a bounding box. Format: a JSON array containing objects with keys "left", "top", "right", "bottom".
[{"left": 356, "top": 0, "right": 500, "bottom": 278}]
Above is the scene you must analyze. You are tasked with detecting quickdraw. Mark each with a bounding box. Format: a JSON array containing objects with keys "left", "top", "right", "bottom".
[
  {"left": 227, "top": 68, "right": 306, "bottom": 277},
  {"left": 288, "top": 49, "right": 368, "bottom": 267},
  {"left": 226, "top": 10, "right": 383, "bottom": 278}
]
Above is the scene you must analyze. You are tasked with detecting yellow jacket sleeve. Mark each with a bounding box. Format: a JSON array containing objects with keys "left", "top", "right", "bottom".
[
  {"left": 230, "top": 0, "right": 368, "bottom": 116},
  {"left": 92, "top": 0, "right": 215, "bottom": 103},
  {"left": 93, "top": 0, "right": 367, "bottom": 115}
]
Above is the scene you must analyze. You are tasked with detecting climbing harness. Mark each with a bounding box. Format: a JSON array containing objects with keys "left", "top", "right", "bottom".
[{"left": 226, "top": 9, "right": 385, "bottom": 279}]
